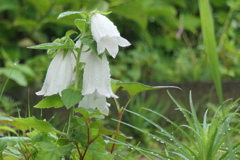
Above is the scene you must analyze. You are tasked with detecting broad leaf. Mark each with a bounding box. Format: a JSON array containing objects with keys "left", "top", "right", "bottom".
[
  {"left": 27, "top": 42, "right": 71, "bottom": 50},
  {"left": 0, "top": 117, "right": 28, "bottom": 133},
  {"left": 13, "top": 117, "right": 55, "bottom": 133},
  {"left": 34, "top": 94, "right": 64, "bottom": 109},
  {"left": 61, "top": 89, "right": 82, "bottom": 109},
  {"left": 0, "top": 126, "right": 18, "bottom": 135},
  {"left": 110, "top": 79, "right": 122, "bottom": 94},
  {"left": 88, "top": 142, "right": 113, "bottom": 160},
  {"left": 36, "top": 142, "right": 73, "bottom": 160},
  {"left": 119, "top": 82, "right": 181, "bottom": 98},
  {"left": 0, "top": 137, "right": 30, "bottom": 146}
]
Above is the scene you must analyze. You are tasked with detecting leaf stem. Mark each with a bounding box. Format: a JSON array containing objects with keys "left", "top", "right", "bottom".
[{"left": 110, "top": 97, "right": 133, "bottom": 153}]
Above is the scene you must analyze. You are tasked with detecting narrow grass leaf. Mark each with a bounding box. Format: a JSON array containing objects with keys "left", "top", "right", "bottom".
[{"left": 198, "top": 0, "right": 223, "bottom": 103}]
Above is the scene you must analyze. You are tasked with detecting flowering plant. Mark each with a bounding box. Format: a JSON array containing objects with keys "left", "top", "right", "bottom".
[{"left": 0, "top": 10, "right": 179, "bottom": 160}]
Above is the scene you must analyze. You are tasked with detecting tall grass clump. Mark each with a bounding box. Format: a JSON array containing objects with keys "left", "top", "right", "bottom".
[{"left": 118, "top": 92, "right": 240, "bottom": 159}]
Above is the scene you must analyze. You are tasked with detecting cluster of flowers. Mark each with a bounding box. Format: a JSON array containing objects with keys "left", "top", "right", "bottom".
[{"left": 36, "top": 13, "right": 130, "bottom": 115}]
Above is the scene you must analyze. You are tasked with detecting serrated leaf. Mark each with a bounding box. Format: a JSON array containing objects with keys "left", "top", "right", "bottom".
[
  {"left": 36, "top": 142, "right": 73, "bottom": 160},
  {"left": 34, "top": 94, "right": 64, "bottom": 109},
  {"left": 27, "top": 43, "right": 71, "bottom": 50},
  {"left": 61, "top": 89, "right": 82, "bottom": 109},
  {"left": 13, "top": 117, "right": 55, "bottom": 133},
  {"left": 119, "top": 82, "right": 181, "bottom": 98},
  {"left": 74, "top": 19, "right": 86, "bottom": 33},
  {"left": 57, "top": 11, "right": 86, "bottom": 19},
  {"left": 88, "top": 142, "right": 113, "bottom": 160}
]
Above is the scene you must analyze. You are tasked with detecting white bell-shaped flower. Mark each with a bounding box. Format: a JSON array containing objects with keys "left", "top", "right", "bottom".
[
  {"left": 78, "top": 91, "right": 110, "bottom": 115},
  {"left": 91, "top": 13, "right": 131, "bottom": 58},
  {"left": 82, "top": 52, "right": 117, "bottom": 98},
  {"left": 36, "top": 51, "right": 76, "bottom": 96}
]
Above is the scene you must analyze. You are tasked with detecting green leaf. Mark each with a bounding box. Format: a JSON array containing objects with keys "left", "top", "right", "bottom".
[
  {"left": 31, "top": 132, "right": 58, "bottom": 144},
  {"left": 119, "top": 82, "right": 181, "bottom": 98},
  {"left": 199, "top": 0, "right": 223, "bottom": 103},
  {"left": 13, "top": 117, "right": 55, "bottom": 133},
  {"left": 57, "top": 11, "right": 87, "bottom": 19},
  {"left": 0, "top": 117, "right": 28, "bottom": 133},
  {"left": 74, "top": 108, "right": 89, "bottom": 119},
  {"left": 74, "top": 19, "right": 86, "bottom": 33},
  {"left": 80, "top": 37, "right": 98, "bottom": 54},
  {"left": 0, "top": 126, "right": 18, "bottom": 135},
  {"left": 27, "top": 43, "right": 71, "bottom": 50},
  {"left": 0, "top": 68, "right": 27, "bottom": 86},
  {"left": 0, "top": 137, "right": 30, "bottom": 146},
  {"left": 34, "top": 94, "right": 64, "bottom": 109},
  {"left": 110, "top": 79, "right": 122, "bottom": 94},
  {"left": 65, "top": 30, "right": 78, "bottom": 38},
  {"left": 0, "top": 138, "right": 7, "bottom": 152},
  {"left": 88, "top": 142, "right": 113, "bottom": 160},
  {"left": 36, "top": 142, "right": 73, "bottom": 160},
  {"left": 61, "top": 89, "right": 82, "bottom": 109}
]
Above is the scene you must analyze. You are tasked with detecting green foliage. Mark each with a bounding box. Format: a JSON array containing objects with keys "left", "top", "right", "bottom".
[
  {"left": 61, "top": 89, "right": 82, "bottom": 109},
  {"left": 34, "top": 94, "right": 64, "bottom": 109},
  {"left": 120, "top": 92, "right": 240, "bottom": 159}
]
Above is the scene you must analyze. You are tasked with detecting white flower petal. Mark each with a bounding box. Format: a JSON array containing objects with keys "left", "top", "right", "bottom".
[
  {"left": 82, "top": 53, "right": 117, "bottom": 98},
  {"left": 36, "top": 51, "right": 76, "bottom": 96},
  {"left": 117, "top": 37, "right": 131, "bottom": 47},
  {"left": 78, "top": 91, "right": 110, "bottom": 115},
  {"left": 91, "top": 13, "right": 131, "bottom": 58},
  {"left": 98, "top": 36, "right": 119, "bottom": 58}
]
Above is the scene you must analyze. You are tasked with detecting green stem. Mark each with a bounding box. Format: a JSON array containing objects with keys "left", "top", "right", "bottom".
[
  {"left": 110, "top": 97, "right": 133, "bottom": 153},
  {"left": 67, "top": 42, "right": 84, "bottom": 136}
]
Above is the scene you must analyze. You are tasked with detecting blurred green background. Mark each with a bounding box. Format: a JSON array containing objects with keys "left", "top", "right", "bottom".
[{"left": 1, "top": 0, "right": 240, "bottom": 89}]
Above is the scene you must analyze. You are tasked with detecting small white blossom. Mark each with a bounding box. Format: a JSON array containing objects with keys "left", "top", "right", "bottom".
[
  {"left": 91, "top": 13, "right": 131, "bottom": 58},
  {"left": 78, "top": 91, "right": 110, "bottom": 115},
  {"left": 82, "top": 52, "right": 117, "bottom": 98},
  {"left": 36, "top": 51, "right": 76, "bottom": 96}
]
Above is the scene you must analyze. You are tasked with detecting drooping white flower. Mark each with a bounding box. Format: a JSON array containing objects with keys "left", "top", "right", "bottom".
[
  {"left": 91, "top": 13, "right": 131, "bottom": 58},
  {"left": 36, "top": 51, "right": 76, "bottom": 96},
  {"left": 78, "top": 91, "right": 110, "bottom": 115},
  {"left": 82, "top": 52, "right": 117, "bottom": 98}
]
